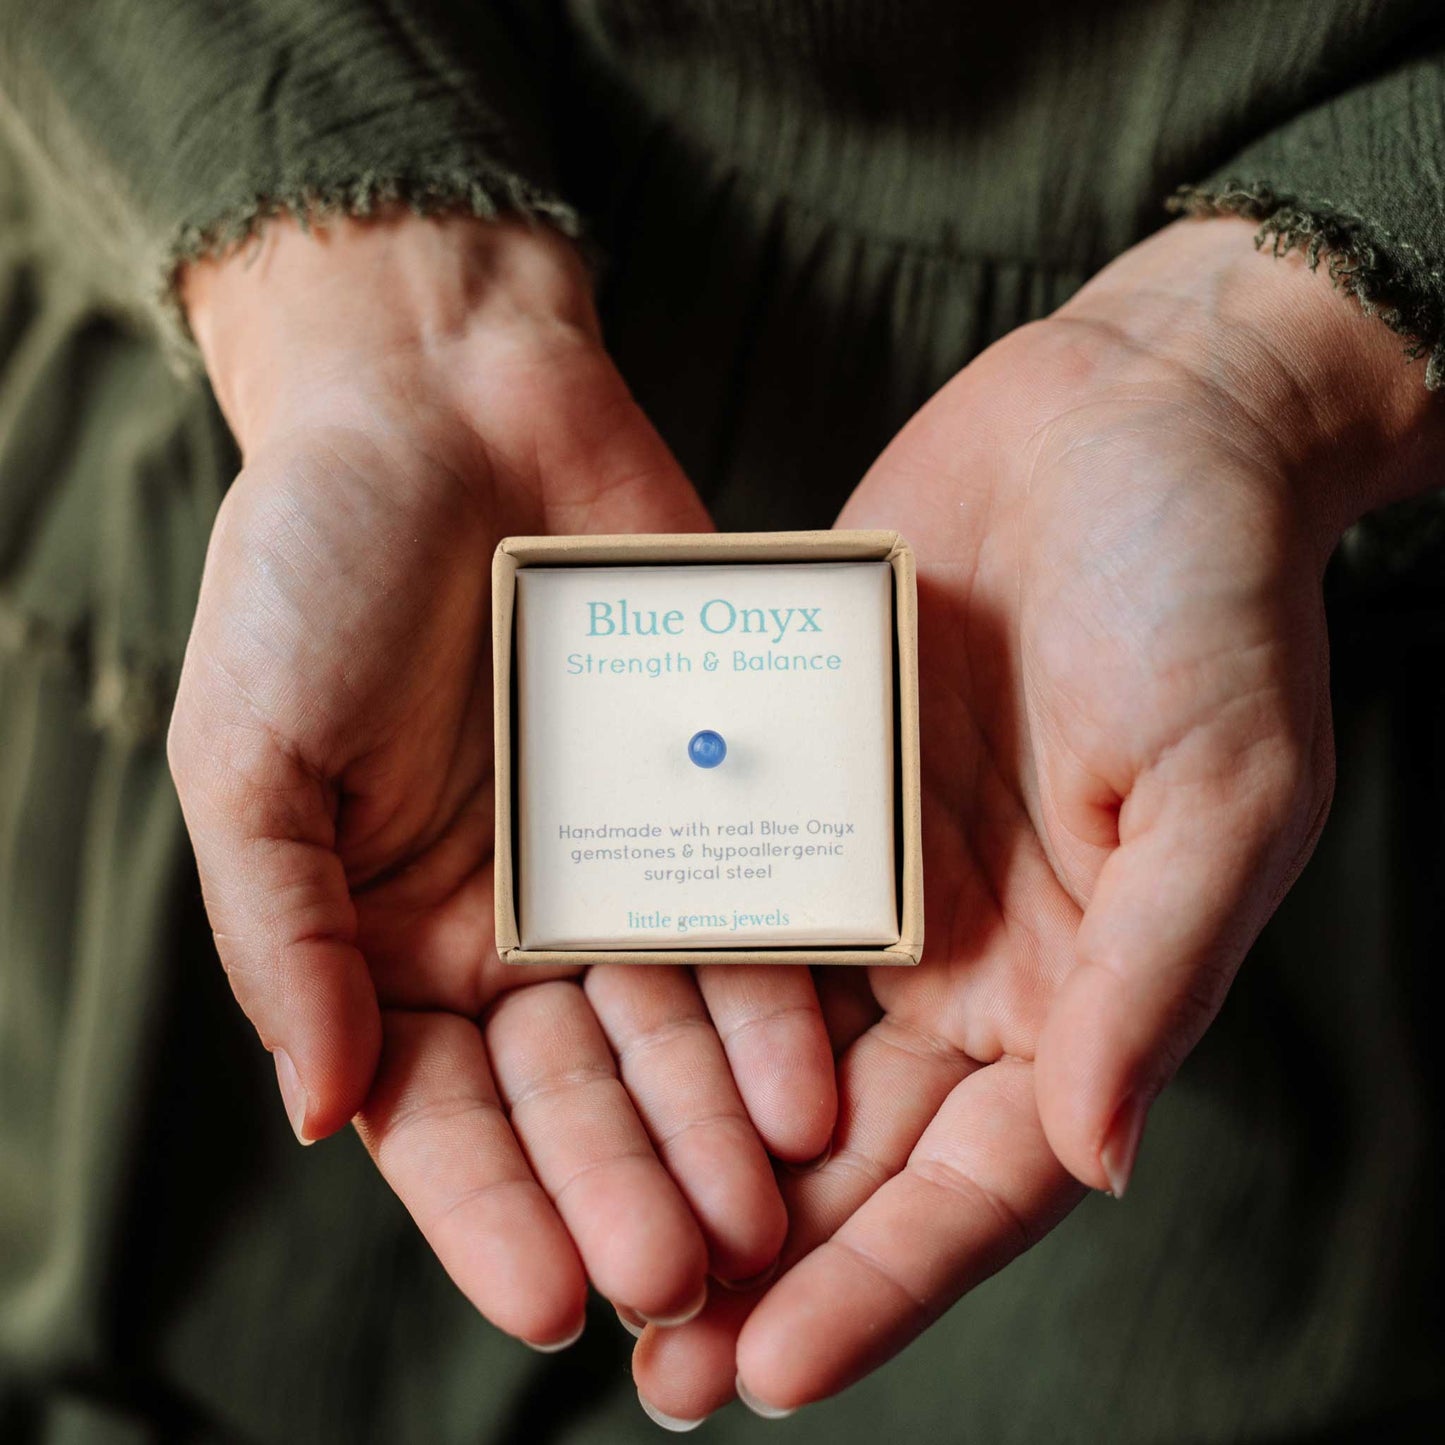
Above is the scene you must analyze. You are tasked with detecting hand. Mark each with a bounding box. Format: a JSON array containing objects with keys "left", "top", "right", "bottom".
[
  {"left": 632, "top": 216, "right": 1443, "bottom": 1418},
  {"left": 168, "top": 213, "right": 836, "bottom": 1349}
]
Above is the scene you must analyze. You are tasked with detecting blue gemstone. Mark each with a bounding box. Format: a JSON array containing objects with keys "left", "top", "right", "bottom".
[{"left": 688, "top": 729, "right": 727, "bottom": 769}]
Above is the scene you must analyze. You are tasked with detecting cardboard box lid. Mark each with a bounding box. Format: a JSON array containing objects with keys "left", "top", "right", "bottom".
[{"left": 492, "top": 530, "right": 923, "bottom": 965}]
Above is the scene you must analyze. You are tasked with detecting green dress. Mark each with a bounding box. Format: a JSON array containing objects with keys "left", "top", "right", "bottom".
[{"left": 2, "top": 4, "right": 1443, "bottom": 1441}]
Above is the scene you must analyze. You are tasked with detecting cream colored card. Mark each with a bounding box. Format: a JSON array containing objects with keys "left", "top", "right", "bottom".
[{"left": 515, "top": 561, "right": 897, "bottom": 948}]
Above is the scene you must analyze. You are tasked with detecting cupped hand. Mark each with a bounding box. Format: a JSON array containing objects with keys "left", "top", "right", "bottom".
[
  {"left": 167, "top": 213, "right": 836, "bottom": 1350},
  {"left": 634, "top": 216, "right": 1442, "bottom": 1418}
]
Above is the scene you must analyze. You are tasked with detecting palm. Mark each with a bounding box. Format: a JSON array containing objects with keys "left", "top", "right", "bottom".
[
  {"left": 875, "top": 344, "right": 1332, "bottom": 1083},
  {"left": 635, "top": 311, "right": 1335, "bottom": 1413},
  {"left": 171, "top": 334, "right": 836, "bottom": 1348}
]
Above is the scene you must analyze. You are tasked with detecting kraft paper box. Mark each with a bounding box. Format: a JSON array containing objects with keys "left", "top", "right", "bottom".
[{"left": 493, "top": 530, "right": 923, "bottom": 966}]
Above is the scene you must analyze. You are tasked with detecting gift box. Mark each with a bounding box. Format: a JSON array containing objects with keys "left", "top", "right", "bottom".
[{"left": 492, "top": 530, "right": 922, "bottom": 965}]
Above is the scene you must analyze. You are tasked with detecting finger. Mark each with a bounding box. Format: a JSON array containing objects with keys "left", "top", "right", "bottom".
[
  {"left": 693, "top": 965, "right": 837, "bottom": 1162},
  {"left": 631, "top": 1012, "right": 972, "bottom": 1422},
  {"left": 486, "top": 979, "right": 710, "bottom": 1322},
  {"left": 735, "top": 1058, "right": 1082, "bottom": 1412},
  {"left": 168, "top": 681, "right": 380, "bottom": 1141},
  {"left": 353, "top": 1009, "right": 587, "bottom": 1348},
  {"left": 354, "top": 792, "right": 580, "bottom": 1015},
  {"left": 1035, "top": 733, "right": 1326, "bottom": 1197},
  {"left": 633, "top": 1290, "right": 758, "bottom": 1428},
  {"left": 584, "top": 964, "right": 788, "bottom": 1284},
  {"left": 354, "top": 794, "right": 501, "bottom": 1014},
  {"left": 500, "top": 351, "right": 714, "bottom": 538},
  {"left": 815, "top": 968, "right": 883, "bottom": 1056}
]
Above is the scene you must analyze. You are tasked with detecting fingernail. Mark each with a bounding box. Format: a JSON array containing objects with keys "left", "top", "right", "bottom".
[
  {"left": 524, "top": 1319, "right": 585, "bottom": 1353},
  {"left": 782, "top": 1142, "right": 832, "bottom": 1175},
  {"left": 736, "top": 1374, "right": 795, "bottom": 1420},
  {"left": 273, "top": 1049, "right": 313, "bottom": 1145},
  {"left": 616, "top": 1304, "right": 646, "bottom": 1338},
  {"left": 715, "top": 1257, "right": 780, "bottom": 1292},
  {"left": 1101, "top": 1093, "right": 1148, "bottom": 1199},
  {"left": 637, "top": 1390, "right": 706, "bottom": 1432},
  {"left": 641, "top": 1283, "right": 707, "bottom": 1328}
]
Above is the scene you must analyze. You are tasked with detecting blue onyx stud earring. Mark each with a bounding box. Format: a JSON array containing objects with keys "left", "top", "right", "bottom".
[{"left": 688, "top": 729, "right": 727, "bottom": 769}]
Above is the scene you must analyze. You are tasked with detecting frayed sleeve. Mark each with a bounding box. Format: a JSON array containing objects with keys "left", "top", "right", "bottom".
[
  {"left": 1168, "top": 46, "right": 1445, "bottom": 390},
  {"left": 0, "top": 0, "right": 581, "bottom": 359}
]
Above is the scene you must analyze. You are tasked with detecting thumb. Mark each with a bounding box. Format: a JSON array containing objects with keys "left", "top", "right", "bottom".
[
  {"left": 1034, "top": 731, "right": 1330, "bottom": 1197},
  {"left": 168, "top": 660, "right": 381, "bottom": 1143},
  {"left": 526, "top": 359, "right": 713, "bottom": 538}
]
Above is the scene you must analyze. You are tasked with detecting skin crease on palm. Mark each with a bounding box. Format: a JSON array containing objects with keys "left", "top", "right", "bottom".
[
  {"left": 169, "top": 213, "right": 839, "bottom": 1350},
  {"left": 170, "top": 210, "right": 1441, "bottom": 1416}
]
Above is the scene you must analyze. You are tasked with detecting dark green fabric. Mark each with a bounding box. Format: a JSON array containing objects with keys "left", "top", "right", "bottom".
[
  {"left": 0, "top": 1, "right": 580, "bottom": 356},
  {"left": 1172, "top": 38, "right": 1445, "bottom": 387},
  {"left": 2, "top": 3, "right": 1444, "bottom": 1442}
]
